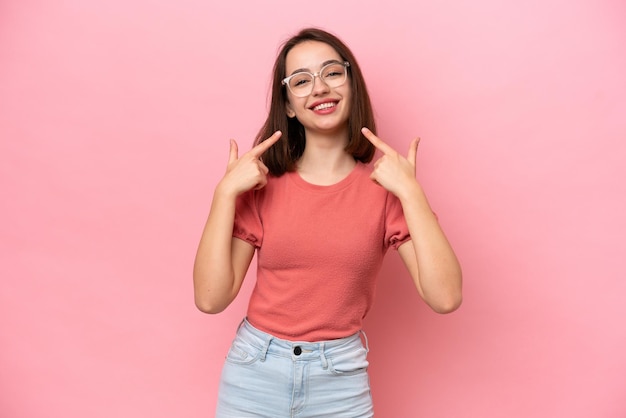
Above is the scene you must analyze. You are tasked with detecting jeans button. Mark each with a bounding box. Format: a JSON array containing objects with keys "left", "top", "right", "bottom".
[{"left": 293, "top": 346, "right": 302, "bottom": 356}]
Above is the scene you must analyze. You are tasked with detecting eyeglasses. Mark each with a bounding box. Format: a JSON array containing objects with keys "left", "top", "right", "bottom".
[{"left": 282, "top": 61, "right": 350, "bottom": 97}]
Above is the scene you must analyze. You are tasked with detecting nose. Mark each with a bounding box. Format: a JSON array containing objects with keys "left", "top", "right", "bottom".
[{"left": 310, "top": 74, "right": 330, "bottom": 95}]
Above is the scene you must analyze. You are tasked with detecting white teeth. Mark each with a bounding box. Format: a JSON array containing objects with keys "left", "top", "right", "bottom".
[{"left": 313, "top": 102, "right": 336, "bottom": 111}]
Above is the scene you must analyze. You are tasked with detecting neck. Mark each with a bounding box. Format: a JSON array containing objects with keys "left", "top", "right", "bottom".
[{"left": 297, "top": 132, "right": 356, "bottom": 186}]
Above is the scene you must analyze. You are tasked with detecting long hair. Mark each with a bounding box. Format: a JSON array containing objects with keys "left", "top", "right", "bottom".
[{"left": 255, "top": 28, "right": 377, "bottom": 176}]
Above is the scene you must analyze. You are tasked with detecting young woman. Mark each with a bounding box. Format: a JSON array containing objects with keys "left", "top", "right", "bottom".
[{"left": 193, "top": 27, "right": 462, "bottom": 417}]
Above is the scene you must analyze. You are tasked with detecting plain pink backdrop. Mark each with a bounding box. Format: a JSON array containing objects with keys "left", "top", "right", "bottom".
[{"left": 1, "top": 0, "right": 625, "bottom": 417}]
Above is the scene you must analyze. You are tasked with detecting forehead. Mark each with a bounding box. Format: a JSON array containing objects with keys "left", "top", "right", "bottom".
[{"left": 285, "top": 41, "right": 342, "bottom": 73}]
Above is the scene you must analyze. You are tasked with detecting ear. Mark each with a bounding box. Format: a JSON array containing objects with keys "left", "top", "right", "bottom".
[{"left": 285, "top": 102, "right": 296, "bottom": 118}]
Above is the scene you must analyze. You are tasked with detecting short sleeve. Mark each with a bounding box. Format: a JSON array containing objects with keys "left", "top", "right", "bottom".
[
  {"left": 384, "top": 193, "right": 411, "bottom": 250},
  {"left": 233, "top": 189, "right": 263, "bottom": 248}
]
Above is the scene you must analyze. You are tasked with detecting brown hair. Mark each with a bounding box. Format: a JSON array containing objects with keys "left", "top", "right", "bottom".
[{"left": 255, "top": 27, "right": 377, "bottom": 176}]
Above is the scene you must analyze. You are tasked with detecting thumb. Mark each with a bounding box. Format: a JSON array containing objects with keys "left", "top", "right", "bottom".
[
  {"left": 407, "top": 137, "right": 420, "bottom": 169},
  {"left": 228, "top": 139, "right": 239, "bottom": 164}
]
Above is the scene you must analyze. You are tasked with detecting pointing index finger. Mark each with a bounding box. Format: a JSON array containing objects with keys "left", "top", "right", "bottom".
[
  {"left": 250, "top": 131, "right": 282, "bottom": 158},
  {"left": 361, "top": 127, "right": 394, "bottom": 155}
]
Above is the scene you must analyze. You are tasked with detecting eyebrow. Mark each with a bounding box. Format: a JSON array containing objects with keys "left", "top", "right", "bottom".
[{"left": 288, "top": 59, "right": 343, "bottom": 76}]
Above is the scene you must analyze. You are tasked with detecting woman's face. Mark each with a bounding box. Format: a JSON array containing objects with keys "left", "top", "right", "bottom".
[{"left": 284, "top": 41, "right": 352, "bottom": 137}]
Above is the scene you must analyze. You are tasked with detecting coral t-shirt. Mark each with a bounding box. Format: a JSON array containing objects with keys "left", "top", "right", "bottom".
[{"left": 233, "top": 162, "right": 410, "bottom": 341}]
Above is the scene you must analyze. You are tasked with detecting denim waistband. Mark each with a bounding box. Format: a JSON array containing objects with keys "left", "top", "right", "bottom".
[{"left": 236, "top": 318, "right": 369, "bottom": 363}]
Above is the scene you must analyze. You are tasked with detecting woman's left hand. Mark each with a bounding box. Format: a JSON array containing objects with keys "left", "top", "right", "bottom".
[{"left": 361, "top": 127, "right": 421, "bottom": 199}]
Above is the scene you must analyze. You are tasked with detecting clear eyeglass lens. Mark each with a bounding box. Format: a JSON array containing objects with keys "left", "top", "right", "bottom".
[{"left": 287, "top": 63, "right": 347, "bottom": 97}]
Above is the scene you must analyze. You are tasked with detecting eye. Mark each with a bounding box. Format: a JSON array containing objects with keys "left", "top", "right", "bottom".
[
  {"left": 290, "top": 74, "right": 312, "bottom": 88},
  {"left": 322, "top": 64, "right": 345, "bottom": 79}
]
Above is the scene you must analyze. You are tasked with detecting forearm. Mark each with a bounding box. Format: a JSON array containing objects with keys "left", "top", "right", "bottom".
[
  {"left": 398, "top": 183, "right": 463, "bottom": 313},
  {"left": 193, "top": 185, "right": 240, "bottom": 313}
]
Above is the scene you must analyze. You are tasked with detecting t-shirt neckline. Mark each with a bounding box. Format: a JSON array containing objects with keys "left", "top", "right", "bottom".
[{"left": 287, "top": 162, "right": 364, "bottom": 193}]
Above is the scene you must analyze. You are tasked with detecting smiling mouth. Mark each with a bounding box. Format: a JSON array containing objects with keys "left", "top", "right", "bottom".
[{"left": 312, "top": 102, "right": 337, "bottom": 111}]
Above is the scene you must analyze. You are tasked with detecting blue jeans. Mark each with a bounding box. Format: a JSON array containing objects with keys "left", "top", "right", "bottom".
[{"left": 215, "top": 319, "right": 374, "bottom": 417}]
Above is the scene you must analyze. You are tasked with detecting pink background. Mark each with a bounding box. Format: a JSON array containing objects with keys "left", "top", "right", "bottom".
[{"left": 1, "top": 0, "right": 625, "bottom": 417}]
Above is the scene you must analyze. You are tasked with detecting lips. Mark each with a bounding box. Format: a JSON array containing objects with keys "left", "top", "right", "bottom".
[{"left": 310, "top": 100, "right": 338, "bottom": 111}]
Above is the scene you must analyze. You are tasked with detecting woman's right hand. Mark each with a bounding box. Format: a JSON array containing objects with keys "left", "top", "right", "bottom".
[{"left": 218, "top": 131, "right": 282, "bottom": 196}]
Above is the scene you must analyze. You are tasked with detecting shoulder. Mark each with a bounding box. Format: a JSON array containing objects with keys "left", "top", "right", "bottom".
[
  {"left": 241, "top": 172, "right": 292, "bottom": 207},
  {"left": 353, "top": 162, "right": 387, "bottom": 193}
]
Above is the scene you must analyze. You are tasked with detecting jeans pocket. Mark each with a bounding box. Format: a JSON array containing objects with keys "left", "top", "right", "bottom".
[
  {"left": 225, "top": 338, "right": 262, "bottom": 365},
  {"left": 328, "top": 346, "right": 369, "bottom": 376}
]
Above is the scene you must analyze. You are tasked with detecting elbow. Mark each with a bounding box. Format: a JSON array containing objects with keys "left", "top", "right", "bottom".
[
  {"left": 428, "top": 279, "right": 463, "bottom": 314},
  {"left": 431, "top": 294, "right": 462, "bottom": 314},
  {"left": 193, "top": 272, "right": 234, "bottom": 314},
  {"left": 430, "top": 269, "right": 463, "bottom": 314},
  {"left": 194, "top": 295, "right": 228, "bottom": 314}
]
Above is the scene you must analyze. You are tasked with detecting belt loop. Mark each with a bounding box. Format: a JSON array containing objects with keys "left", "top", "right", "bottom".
[
  {"left": 360, "top": 330, "right": 370, "bottom": 353},
  {"left": 319, "top": 342, "right": 328, "bottom": 369},
  {"left": 236, "top": 317, "right": 246, "bottom": 330},
  {"left": 259, "top": 336, "right": 272, "bottom": 362}
]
